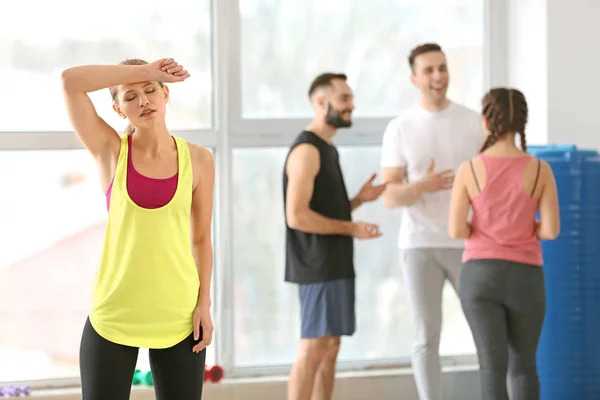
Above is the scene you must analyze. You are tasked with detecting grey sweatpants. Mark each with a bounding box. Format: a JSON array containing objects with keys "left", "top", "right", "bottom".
[
  {"left": 401, "top": 248, "right": 463, "bottom": 400},
  {"left": 459, "top": 259, "right": 546, "bottom": 400}
]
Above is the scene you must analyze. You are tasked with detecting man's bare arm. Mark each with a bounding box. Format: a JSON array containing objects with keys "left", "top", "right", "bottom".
[
  {"left": 381, "top": 159, "right": 454, "bottom": 208},
  {"left": 349, "top": 196, "right": 362, "bottom": 211},
  {"left": 381, "top": 167, "right": 423, "bottom": 208},
  {"left": 285, "top": 144, "right": 354, "bottom": 235}
]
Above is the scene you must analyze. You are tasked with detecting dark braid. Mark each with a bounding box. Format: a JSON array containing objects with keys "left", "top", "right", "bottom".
[
  {"left": 480, "top": 133, "right": 497, "bottom": 153},
  {"left": 480, "top": 88, "right": 528, "bottom": 152},
  {"left": 519, "top": 131, "right": 527, "bottom": 152}
]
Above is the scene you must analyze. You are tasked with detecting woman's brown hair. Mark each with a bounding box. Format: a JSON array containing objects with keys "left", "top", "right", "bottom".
[{"left": 480, "top": 88, "right": 528, "bottom": 152}]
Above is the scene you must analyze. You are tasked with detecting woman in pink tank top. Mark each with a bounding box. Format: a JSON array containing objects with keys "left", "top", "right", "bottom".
[{"left": 448, "top": 88, "right": 560, "bottom": 400}]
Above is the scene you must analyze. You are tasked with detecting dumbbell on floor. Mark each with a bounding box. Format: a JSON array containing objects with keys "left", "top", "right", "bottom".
[
  {"left": 204, "top": 365, "right": 224, "bottom": 383},
  {"left": 132, "top": 370, "right": 153, "bottom": 386},
  {"left": 0, "top": 385, "right": 32, "bottom": 397}
]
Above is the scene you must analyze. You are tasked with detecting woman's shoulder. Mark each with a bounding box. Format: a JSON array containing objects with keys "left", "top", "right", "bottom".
[
  {"left": 184, "top": 142, "right": 213, "bottom": 164},
  {"left": 186, "top": 142, "right": 214, "bottom": 179},
  {"left": 458, "top": 154, "right": 483, "bottom": 172}
]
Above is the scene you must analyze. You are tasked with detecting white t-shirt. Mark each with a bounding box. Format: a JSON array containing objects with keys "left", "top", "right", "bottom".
[{"left": 380, "top": 102, "right": 486, "bottom": 249}]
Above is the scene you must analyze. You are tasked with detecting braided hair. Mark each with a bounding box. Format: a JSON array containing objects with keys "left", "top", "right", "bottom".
[{"left": 480, "top": 88, "right": 528, "bottom": 152}]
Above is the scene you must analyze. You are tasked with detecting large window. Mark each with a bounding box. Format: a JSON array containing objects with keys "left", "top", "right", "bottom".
[
  {"left": 231, "top": 146, "right": 475, "bottom": 367},
  {"left": 0, "top": 0, "right": 213, "bottom": 133},
  {"left": 0, "top": 150, "right": 216, "bottom": 382},
  {"left": 1, "top": 0, "right": 214, "bottom": 383},
  {"left": 239, "top": 0, "right": 484, "bottom": 119}
]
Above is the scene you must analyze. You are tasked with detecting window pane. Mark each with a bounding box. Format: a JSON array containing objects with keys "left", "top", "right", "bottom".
[
  {"left": 0, "top": 0, "right": 212, "bottom": 132},
  {"left": 232, "top": 146, "right": 475, "bottom": 367},
  {"left": 0, "top": 148, "right": 216, "bottom": 382},
  {"left": 239, "top": 0, "right": 484, "bottom": 119}
]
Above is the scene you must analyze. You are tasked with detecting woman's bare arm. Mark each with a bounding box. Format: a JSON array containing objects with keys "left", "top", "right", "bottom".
[
  {"left": 61, "top": 64, "right": 155, "bottom": 159},
  {"left": 536, "top": 161, "right": 560, "bottom": 240},
  {"left": 448, "top": 162, "right": 472, "bottom": 239}
]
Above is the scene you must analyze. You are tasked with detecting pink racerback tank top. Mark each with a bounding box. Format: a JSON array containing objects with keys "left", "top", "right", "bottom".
[
  {"left": 106, "top": 135, "right": 178, "bottom": 210},
  {"left": 463, "top": 153, "right": 543, "bottom": 266}
]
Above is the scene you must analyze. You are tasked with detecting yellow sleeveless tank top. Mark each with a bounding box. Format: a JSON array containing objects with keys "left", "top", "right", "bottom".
[{"left": 89, "top": 134, "right": 199, "bottom": 348}]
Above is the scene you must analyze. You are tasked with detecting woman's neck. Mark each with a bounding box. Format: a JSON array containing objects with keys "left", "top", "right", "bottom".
[
  {"left": 131, "top": 127, "right": 173, "bottom": 156},
  {"left": 485, "top": 133, "right": 524, "bottom": 156}
]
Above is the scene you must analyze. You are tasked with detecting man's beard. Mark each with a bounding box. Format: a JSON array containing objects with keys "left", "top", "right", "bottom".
[{"left": 325, "top": 103, "right": 352, "bottom": 128}]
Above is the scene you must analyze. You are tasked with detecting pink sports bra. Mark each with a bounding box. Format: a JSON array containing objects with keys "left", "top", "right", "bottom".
[{"left": 106, "top": 135, "right": 178, "bottom": 210}]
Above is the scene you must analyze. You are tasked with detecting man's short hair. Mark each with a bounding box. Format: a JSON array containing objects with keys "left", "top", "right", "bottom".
[
  {"left": 308, "top": 72, "right": 348, "bottom": 99},
  {"left": 408, "top": 43, "right": 444, "bottom": 72}
]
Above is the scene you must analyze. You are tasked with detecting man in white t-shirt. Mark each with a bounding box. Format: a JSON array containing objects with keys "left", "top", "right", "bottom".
[{"left": 380, "top": 43, "right": 485, "bottom": 400}]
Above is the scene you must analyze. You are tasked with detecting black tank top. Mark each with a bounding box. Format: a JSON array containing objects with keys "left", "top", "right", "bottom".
[{"left": 283, "top": 131, "right": 355, "bottom": 284}]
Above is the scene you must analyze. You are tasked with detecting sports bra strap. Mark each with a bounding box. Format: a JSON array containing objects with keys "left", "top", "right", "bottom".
[
  {"left": 469, "top": 160, "right": 481, "bottom": 193},
  {"left": 530, "top": 159, "right": 541, "bottom": 197}
]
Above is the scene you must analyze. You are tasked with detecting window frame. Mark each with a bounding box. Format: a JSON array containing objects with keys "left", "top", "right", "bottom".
[
  {"left": 227, "top": 0, "right": 503, "bottom": 137},
  {"left": 0, "top": 131, "right": 218, "bottom": 150},
  {"left": 0, "top": 0, "right": 506, "bottom": 388}
]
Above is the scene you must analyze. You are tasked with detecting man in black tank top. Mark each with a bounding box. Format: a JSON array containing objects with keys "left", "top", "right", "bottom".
[{"left": 283, "top": 73, "right": 386, "bottom": 400}]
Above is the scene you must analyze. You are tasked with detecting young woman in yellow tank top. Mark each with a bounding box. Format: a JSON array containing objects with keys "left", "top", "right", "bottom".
[{"left": 62, "top": 58, "right": 214, "bottom": 400}]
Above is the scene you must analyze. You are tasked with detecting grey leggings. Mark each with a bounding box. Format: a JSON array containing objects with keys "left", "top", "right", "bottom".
[{"left": 459, "top": 259, "right": 546, "bottom": 400}]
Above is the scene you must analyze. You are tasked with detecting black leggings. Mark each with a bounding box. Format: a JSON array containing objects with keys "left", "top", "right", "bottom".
[{"left": 79, "top": 318, "right": 206, "bottom": 400}]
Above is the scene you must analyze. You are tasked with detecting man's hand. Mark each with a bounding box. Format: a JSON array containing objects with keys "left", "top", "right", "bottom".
[
  {"left": 418, "top": 159, "right": 454, "bottom": 193},
  {"left": 351, "top": 221, "right": 382, "bottom": 239},
  {"left": 358, "top": 173, "right": 387, "bottom": 203}
]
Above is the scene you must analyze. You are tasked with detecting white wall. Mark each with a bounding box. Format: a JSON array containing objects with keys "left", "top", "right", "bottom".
[
  {"left": 505, "top": 0, "right": 600, "bottom": 149},
  {"left": 546, "top": 1, "right": 600, "bottom": 149}
]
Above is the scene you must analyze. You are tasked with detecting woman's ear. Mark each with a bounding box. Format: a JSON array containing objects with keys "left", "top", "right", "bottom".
[
  {"left": 163, "top": 85, "right": 170, "bottom": 103},
  {"left": 112, "top": 104, "right": 126, "bottom": 119}
]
